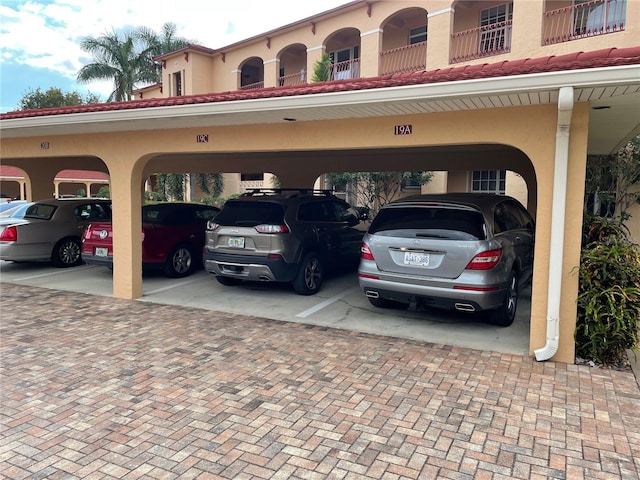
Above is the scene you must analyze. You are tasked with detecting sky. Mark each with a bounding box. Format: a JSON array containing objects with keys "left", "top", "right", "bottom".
[{"left": 0, "top": 0, "right": 351, "bottom": 113}]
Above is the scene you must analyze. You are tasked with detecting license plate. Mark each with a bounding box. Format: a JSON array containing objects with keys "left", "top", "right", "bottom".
[
  {"left": 228, "top": 237, "right": 245, "bottom": 248},
  {"left": 95, "top": 247, "right": 109, "bottom": 257},
  {"left": 404, "top": 251, "right": 429, "bottom": 266}
]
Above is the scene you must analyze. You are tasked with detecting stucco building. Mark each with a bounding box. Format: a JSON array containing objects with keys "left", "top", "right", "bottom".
[{"left": 1, "top": 0, "right": 639, "bottom": 363}]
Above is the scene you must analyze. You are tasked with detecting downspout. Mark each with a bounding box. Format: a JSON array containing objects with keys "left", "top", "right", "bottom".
[{"left": 535, "top": 86, "right": 574, "bottom": 361}]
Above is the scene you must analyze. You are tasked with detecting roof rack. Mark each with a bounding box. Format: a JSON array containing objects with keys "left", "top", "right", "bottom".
[{"left": 243, "top": 188, "right": 333, "bottom": 197}]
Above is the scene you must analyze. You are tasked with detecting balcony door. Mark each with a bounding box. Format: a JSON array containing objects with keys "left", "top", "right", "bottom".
[
  {"left": 479, "top": 3, "right": 513, "bottom": 54},
  {"left": 329, "top": 46, "right": 360, "bottom": 80}
]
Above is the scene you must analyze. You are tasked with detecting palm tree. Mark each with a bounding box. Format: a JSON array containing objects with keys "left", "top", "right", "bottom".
[
  {"left": 137, "top": 22, "right": 191, "bottom": 84},
  {"left": 77, "top": 29, "right": 144, "bottom": 102}
]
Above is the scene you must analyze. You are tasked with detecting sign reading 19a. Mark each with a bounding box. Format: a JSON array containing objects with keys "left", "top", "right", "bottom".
[{"left": 394, "top": 125, "right": 413, "bottom": 135}]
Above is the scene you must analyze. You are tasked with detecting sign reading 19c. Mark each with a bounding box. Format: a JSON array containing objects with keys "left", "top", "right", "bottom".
[
  {"left": 196, "top": 134, "right": 209, "bottom": 143},
  {"left": 394, "top": 125, "right": 413, "bottom": 135}
]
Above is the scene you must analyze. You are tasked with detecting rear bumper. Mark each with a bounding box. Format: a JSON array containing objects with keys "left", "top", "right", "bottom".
[
  {"left": 0, "top": 242, "right": 52, "bottom": 262},
  {"left": 203, "top": 251, "right": 298, "bottom": 282},
  {"left": 358, "top": 274, "right": 506, "bottom": 312},
  {"left": 82, "top": 253, "right": 113, "bottom": 268}
]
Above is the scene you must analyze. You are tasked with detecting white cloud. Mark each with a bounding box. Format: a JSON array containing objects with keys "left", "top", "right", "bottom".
[{"left": 0, "top": 0, "right": 350, "bottom": 108}]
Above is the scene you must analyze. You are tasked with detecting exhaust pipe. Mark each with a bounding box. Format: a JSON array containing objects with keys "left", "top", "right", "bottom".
[
  {"left": 258, "top": 275, "right": 271, "bottom": 281},
  {"left": 365, "top": 290, "right": 379, "bottom": 299},
  {"left": 455, "top": 303, "right": 476, "bottom": 312}
]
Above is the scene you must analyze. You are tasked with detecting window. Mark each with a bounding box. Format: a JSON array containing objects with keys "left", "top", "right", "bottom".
[
  {"left": 173, "top": 71, "right": 182, "bottom": 96},
  {"left": 479, "top": 3, "right": 513, "bottom": 53},
  {"left": 409, "top": 25, "right": 427, "bottom": 44},
  {"left": 329, "top": 46, "right": 360, "bottom": 80},
  {"left": 471, "top": 171, "right": 506, "bottom": 195},
  {"left": 241, "top": 173, "right": 264, "bottom": 182}
]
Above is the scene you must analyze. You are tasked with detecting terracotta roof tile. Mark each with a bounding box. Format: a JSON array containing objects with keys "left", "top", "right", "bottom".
[{"left": 2, "top": 47, "right": 639, "bottom": 120}]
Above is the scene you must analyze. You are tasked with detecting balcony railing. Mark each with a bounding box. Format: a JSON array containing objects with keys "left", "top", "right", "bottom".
[
  {"left": 330, "top": 58, "right": 360, "bottom": 81},
  {"left": 278, "top": 70, "right": 307, "bottom": 87},
  {"left": 543, "top": 0, "right": 626, "bottom": 45},
  {"left": 240, "top": 81, "right": 264, "bottom": 90},
  {"left": 450, "top": 20, "right": 512, "bottom": 64},
  {"left": 379, "top": 41, "right": 427, "bottom": 75}
]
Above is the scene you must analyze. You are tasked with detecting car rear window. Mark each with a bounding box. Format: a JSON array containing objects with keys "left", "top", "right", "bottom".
[
  {"left": 214, "top": 201, "right": 286, "bottom": 227},
  {"left": 369, "top": 206, "right": 486, "bottom": 240},
  {"left": 24, "top": 204, "right": 57, "bottom": 220}
]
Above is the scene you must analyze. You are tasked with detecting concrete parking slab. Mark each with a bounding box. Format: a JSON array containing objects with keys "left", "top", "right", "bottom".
[
  {"left": 0, "top": 261, "right": 531, "bottom": 356},
  {"left": 1, "top": 283, "right": 639, "bottom": 479}
]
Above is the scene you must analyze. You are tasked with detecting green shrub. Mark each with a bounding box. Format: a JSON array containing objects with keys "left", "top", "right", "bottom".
[{"left": 575, "top": 215, "right": 640, "bottom": 365}]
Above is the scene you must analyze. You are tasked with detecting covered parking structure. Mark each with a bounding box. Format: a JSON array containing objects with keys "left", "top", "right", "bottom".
[{"left": 1, "top": 48, "right": 639, "bottom": 363}]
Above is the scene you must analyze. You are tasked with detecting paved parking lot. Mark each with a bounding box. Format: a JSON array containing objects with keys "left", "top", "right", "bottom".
[
  {"left": 1, "top": 282, "right": 639, "bottom": 479},
  {"left": 0, "top": 261, "right": 531, "bottom": 356}
]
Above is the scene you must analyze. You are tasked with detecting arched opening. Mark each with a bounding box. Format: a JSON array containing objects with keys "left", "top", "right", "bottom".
[
  {"left": 324, "top": 28, "right": 361, "bottom": 80},
  {"left": 277, "top": 43, "right": 308, "bottom": 86},
  {"left": 379, "top": 7, "right": 428, "bottom": 75},
  {"left": 54, "top": 169, "right": 110, "bottom": 198},
  {"left": 239, "top": 57, "right": 264, "bottom": 90}
]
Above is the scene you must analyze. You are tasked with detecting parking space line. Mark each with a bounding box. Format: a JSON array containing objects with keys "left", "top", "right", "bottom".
[
  {"left": 143, "top": 278, "right": 199, "bottom": 296},
  {"left": 13, "top": 265, "right": 98, "bottom": 281},
  {"left": 295, "top": 287, "right": 358, "bottom": 318}
]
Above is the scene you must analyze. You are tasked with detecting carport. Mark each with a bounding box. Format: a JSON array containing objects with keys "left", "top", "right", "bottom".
[{"left": 1, "top": 49, "right": 639, "bottom": 363}]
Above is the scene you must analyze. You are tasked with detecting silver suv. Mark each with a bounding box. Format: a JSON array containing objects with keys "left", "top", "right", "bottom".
[
  {"left": 203, "top": 189, "right": 365, "bottom": 295},
  {"left": 358, "top": 193, "right": 535, "bottom": 326}
]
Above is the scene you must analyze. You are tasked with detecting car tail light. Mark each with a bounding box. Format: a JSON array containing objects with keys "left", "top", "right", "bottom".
[
  {"left": 360, "top": 242, "right": 375, "bottom": 261},
  {"left": 141, "top": 231, "right": 145, "bottom": 242},
  {"left": 0, "top": 226, "right": 17, "bottom": 242},
  {"left": 465, "top": 248, "right": 502, "bottom": 270},
  {"left": 267, "top": 253, "right": 283, "bottom": 260},
  {"left": 84, "top": 226, "right": 93, "bottom": 240},
  {"left": 206, "top": 220, "right": 220, "bottom": 231},
  {"left": 255, "top": 224, "right": 289, "bottom": 234}
]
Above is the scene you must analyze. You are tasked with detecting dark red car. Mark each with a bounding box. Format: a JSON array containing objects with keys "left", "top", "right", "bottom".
[{"left": 82, "top": 202, "right": 219, "bottom": 277}]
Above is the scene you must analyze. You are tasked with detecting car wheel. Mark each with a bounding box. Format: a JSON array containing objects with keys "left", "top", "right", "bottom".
[
  {"left": 216, "top": 276, "right": 242, "bottom": 286},
  {"left": 488, "top": 270, "right": 518, "bottom": 327},
  {"left": 293, "top": 252, "right": 324, "bottom": 295},
  {"left": 51, "top": 237, "right": 82, "bottom": 267},
  {"left": 163, "top": 245, "right": 194, "bottom": 278}
]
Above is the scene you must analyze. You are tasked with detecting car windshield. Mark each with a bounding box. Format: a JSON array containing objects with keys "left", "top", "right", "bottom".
[
  {"left": 369, "top": 206, "right": 486, "bottom": 240},
  {"left": 24, "top": 203, "right": 57, "bottom": 220},
  {"left": 214, "top": 201, "right": 285, "bottom": 227}
]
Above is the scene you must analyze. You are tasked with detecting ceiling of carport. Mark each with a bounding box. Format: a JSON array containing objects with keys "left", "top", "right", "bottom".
[{"left": 145, "top": 144, "right": 532, "bottom": 176}]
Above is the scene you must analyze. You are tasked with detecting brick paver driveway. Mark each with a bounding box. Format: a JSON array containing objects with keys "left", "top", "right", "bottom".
[{"left": 1, "top": 284, "right": 639, "bottom": 479}]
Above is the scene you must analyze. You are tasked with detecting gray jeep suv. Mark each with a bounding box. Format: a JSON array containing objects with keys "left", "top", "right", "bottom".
[{"left": 203, "top": 189, "right": 365, "bottom": 295}]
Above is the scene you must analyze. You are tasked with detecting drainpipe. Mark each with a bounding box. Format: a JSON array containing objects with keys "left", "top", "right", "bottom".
[{"left": 535, "top": 86, "right": 574, "bottom": 362}]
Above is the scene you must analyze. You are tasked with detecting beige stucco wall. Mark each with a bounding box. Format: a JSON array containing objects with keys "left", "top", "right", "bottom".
[
  {"left": 182, "top": 0, "right": 640, "bottom": 96},
  {"left": 143, "top": 1, "right": 639, "bottom": 101}
]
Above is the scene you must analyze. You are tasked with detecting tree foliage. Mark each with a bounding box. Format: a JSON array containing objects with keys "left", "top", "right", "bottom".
[
  {"left": 154, "top": 173, "right": 224, "bottom": 202},
  {"left": 77, "top": 28, "right": 143, "bottom": 102},
  {"left": 18, "top": 87, "right": 101, "bottom": 110},
  {"left": 584, "top": 135, "right": 640, "bottom": 220},
  {"left": 136, "top": 22, "right": 191, "bottom": 84},
  {"left": 77, "top": 23, "right": 191, "bottom": 102},
  {"left": 575, "top": 215, "right": 640, "bottom": 366},
  {"left": 311, "top": 52, "right": 332, "bottom": 82},
  {"left": 327, "top": 171, "right": 432, "bottom": 218}
]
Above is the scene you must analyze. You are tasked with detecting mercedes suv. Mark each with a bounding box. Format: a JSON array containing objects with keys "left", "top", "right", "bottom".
[
  {"left": 203, "top": 189, "right": 366, "bottom": 295},
  {"left": 358, "top": 193, "right": 535, "bottom": 326}
]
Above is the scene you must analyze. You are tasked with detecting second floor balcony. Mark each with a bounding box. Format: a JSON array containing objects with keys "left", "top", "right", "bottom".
[
  {"left": 450, "top": 20, "right": 513, "bottom": 64},
  {"left": 380, "top": 41, "right": 427, "bottom": 76},
  {"left": 543, "top": 0, "right": 626, "bottom": 45}
]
